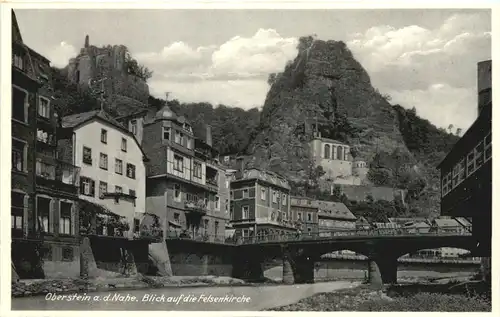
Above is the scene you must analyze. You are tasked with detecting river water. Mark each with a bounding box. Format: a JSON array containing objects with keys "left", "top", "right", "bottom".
[{"left": 12, "top": 281, "right": 359, "bottom": 311}]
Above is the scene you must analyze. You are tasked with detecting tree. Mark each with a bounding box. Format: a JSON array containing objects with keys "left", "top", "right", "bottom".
[
  {"left": 456, "top": 128, "right": 462, "bottom": 136},
  {"left": 447, "top": 124, "right": 454, "bottom": 134},
  {"left": 267, "top": 73, "right": 278, "bottom": 86},
  {"left": 124, "top": 48, "right": 153, "bottom": 81}
]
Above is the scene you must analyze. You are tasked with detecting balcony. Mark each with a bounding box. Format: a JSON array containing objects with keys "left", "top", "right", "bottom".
[
  {"left": 36, "top": 129, "right": 57, "bottom": 150},
  {"left": 36, "top": 156, "right": 80, "bottom": 194},
  {"left": 206, "top": 177, "right": 218, "bottom": 187},
  {"left": 184, "top": 200, "right": 208, "bottom": 215}
]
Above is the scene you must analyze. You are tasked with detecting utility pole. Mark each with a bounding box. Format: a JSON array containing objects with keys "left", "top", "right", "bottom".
[{"left": 88, "top": 77, "right": 107, "bottom": 111}]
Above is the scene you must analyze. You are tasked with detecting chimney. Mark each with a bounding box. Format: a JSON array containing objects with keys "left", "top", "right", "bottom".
[
  {"left": 206, "top": 125, "right": 212, "bottom": 147},
  {"left": 477, "top": 60, "right": 492, "bottom": 117}
]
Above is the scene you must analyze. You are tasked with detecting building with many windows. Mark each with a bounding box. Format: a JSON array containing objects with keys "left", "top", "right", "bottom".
[
  {"left": 60, "top": 110, "right": 147, "bottom": 238},
  {"left": 11, "top": 10, "right": 81, "bottom": 278},
  {"left": 290, "top": 197, "right": 319, "bottom": 234},
  {"left": 230, "top": 168, "right": 294, "bottom": 240},
  {"left": 437, "top": 60, "right": 492, "bottom": 256},
  {"left": 143, "top": 105, "right": 227, "bottom": 242}
]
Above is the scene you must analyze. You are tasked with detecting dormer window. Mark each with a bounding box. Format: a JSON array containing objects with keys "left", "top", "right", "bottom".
[
  {"left": 130, "top": 120, "right": 137, "bottom": 135},
  {"left": 162, "top": 127, "right": 171, "bottom": 141},
  {"left": 175, "top": 131, "right": 181, "bottom": 144}
]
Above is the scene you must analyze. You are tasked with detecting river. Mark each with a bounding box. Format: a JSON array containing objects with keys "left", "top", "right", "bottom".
[{"left": 12, "top": 281, "right": 359, "bottom": 311}]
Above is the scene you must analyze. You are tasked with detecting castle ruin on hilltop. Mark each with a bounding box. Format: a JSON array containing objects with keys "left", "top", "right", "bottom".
[{"left": 66, "top": 35, "right": 150, "bottom": 116}]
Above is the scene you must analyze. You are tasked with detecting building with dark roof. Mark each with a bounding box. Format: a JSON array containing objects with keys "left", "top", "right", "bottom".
[
  {"left": 142, "top": 105, "right": 229, "bottom": 242},
  {"left": 11, "top": 10, "right": 81, "bottom": 279},
  {"left": 59, "top": 109, "right": 148, "bottom": 239},
  {"left": 437, "top": 60, "right": 492, "bottom": 256},
  {"left": 230, "top": 168, "right": 294, "bottom": 240}
]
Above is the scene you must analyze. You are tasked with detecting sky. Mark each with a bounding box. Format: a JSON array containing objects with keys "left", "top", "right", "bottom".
[{"left": 15, "top": 9, "right": 491, "bottom": 131}]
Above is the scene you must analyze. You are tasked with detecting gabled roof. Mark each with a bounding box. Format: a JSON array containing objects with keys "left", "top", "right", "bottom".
[
  {"left": 290, "top": 198, "right": 357, "bottom": 221},
  {"left": 433, "top": 218, "right": 464, "bottom": 228},
  {"left": 233, "top": 168, "right": 290, "bottom": 190},
  {"left": 62, "top": 110, "right": 149, "bottom": 161},
  {"left": 12, "top": 10, "right": 23, "bottom": 44}
]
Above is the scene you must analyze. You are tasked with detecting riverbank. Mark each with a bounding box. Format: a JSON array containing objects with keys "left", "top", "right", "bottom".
[
  {"left": 268, "top": 281, "right": 491, "bottom": 312},
  {"left": 11, "top": 275, "right": 257, "bottom": 298}
]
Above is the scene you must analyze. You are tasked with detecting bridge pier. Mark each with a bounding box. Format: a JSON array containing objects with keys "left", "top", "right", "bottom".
[
  {"left": 293, "top": 256, "right": 315, "bottom": 284},
  {"left": 232, "top": 255, "right": 264, "bottom": 282},
  {"left": 368, "top": 256, "right": 398, "bottom": 287}
]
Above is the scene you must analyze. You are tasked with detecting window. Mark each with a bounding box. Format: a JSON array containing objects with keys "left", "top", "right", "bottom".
[
  {"left": 261, "top": 188, "right": 266, "bottom": 200},
  {"left": 204, "top": 219, "right": 209, "bottom": 230},
  {"left": 225, "top": 199, "right": 229, "bottom": 212},
  {"left": 174, "top": 184, "right": 181, "bottom": 202},
  {"left": 193, "top": 162, "right": 202, "bottom": 178},
  {"left": 62, "top": 247, "right": 74, "bottom": 262},
  {"left": 80, "top": 177, "right": 95, "bottom": 196},
  {"left": 187, "top": 138, "right": 192, "bottom": 149},
  {"left": 474, "top": 141, "right": 484, "bottom": 169},
  {"left": 215, "top": 221, "right": 219, "bottom": 236},
  {"left": 37, "top": 197, "right": 51, "bottom": 233},
  {"left": 272, "top": 191, "right": 278, "bottom": 203},
  {"left": 115, "top": 159, "right": 123, "bottom": 174},
  {"left": 307, "top": 213, "right": 312, "bottom": 222},
  {"left": 452, "top": 159, "right": 465, "bottom": 188},
  {"left": 99, "top": 181, "right": 108, "bottom": 198},
  {"left": 180, "top": 133, "right": 185, "bottom": 145},
  {"left": 242, "top": 206, "right": 249, "bottom": 219},
  {"left": 282, "top": 194, "right": 287, "bottom": 205},
  {"left": 442, "top": 172, "right": 451, "bottom": 196},
  {"left": 11, "top": 192, "right": 24, "bottom": 231},
  {"left": 59, "top": 202, "right": 72, "bottom": 235},
  {"left": 173, "top": 213, "right": 180, "bottom": 223},
  {"left": 126, "top": 163, "right": 136, "bottom": 179},
  {"left": 173, "top": 155, "right": 184, "bottom": 172},
  {"left": 115, "top": 186, "right": 122, "bottom": 194},
  {"left": 344, "top": 148, "right": 349, "bottom": 161},
  {"left": 467, "top": 151, "right": 475, "bottom": 176},
  {"left": 121, "top": 138, "right": 127, "bottom": 152},
  {"left": 215, "top": 196, "right": 220, "bottom": 210},
  {"left": 129, "top": 189, "right": 136, "bottom": 197},
  {"left": 130, "top": 120, "right": 137, "bottom": 135},
  {"left": 12, "top": 86, "right": 28, "bottom": 122},
  {"left": 230, "top": 190, "right": 234, "bottom": 199},
  {"left": 36, "top": 159, "right": 55, "bottom": 179},
  {"left": 243, "top": 189, "right": 249, "bottom": 199},
  {"left": 298, "top": 212, "right": 302, "bottom": 220},
  {"left": 12, "top": 139, "right": 25, "bottom": 172},
  {"left": 13, "top": 53, "right": 24, "bottom": 69},
  {"left": 242, "top": 229, "right": 249, "bottom": 238},
  {"left": 230, "top": 206, "right": 234, "bottom": 220},
  {"left": 134, "top": 219, "right": 140, "bottom": 233},
  {"left": 99, "top": 153, "right": 108, "bottom": 170},
  {"left": 175, "top": 131, "right": 181, "bottom": 144},
  {"left": 38, "top": 97, "right": 50, "bottom": 118},
  {"left": 101, "top": 129, "right": 107, "bottom": 143},
  {"left": 162, "top": 127, "right": 170, "bottom": 141},
  {"left": 324, "top": 144, "right": 330, "bottom": 159},
  {"left": 83, "top": 146, "right": 92, "bottom": 165},
  {"left": 485, "top": 132, "right": 492, "bottom": 161},
  {"left": 337, "top": 146, "right": 343, "bottom": 160}
]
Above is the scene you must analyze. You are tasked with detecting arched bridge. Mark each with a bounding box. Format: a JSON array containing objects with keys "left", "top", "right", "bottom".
[
  {"left": 166, "top": 226, "right": 476, "bottom": 286},
  {"left": 234, "top": 227, "right": 475, "bottom": 285}
]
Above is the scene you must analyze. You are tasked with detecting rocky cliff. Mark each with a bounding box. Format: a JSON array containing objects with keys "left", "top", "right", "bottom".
[{"left": 247, "top": 37, "right": 409, "bottom": 181}]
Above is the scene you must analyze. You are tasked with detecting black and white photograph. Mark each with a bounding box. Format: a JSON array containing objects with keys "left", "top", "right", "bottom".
[{"left": 4, "top": 2, "right": 494, "bottom": 313}]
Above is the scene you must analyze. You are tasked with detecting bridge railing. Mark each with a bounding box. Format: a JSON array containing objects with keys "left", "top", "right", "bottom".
[{"left": 164, "top": 226, "right": 472, "bottom": 245}]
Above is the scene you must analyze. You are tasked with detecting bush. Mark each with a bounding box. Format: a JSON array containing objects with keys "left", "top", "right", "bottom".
[{"left": 359, "top": 293, "right": 491, "bottom": 312}]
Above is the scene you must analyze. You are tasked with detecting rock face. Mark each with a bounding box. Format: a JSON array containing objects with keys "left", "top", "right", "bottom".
[{"left": 247, "top": 38, "right": 408, "bottom": 181}]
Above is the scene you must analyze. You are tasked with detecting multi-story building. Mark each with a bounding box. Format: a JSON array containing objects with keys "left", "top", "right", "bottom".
[
  {"left": 314, "top": 201, "right": 356, "bottom": 236},
  {"left": 438, "top": 60, "right": 492, "bottom": 256},
  {"left": 290, "top": 197, "right": 319, "bottom": 234},
  {"left": 11, "top": 10, "right": 81, "bottom": 278},
  {"left": 142, "top": 105, "right": 226, "bottom": 242},
  {"left": 230, "top": 168, "right": 295, "bottom": 240},
  {"left": 59, "top": 110, "right": 147, "bottom": 238}
]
